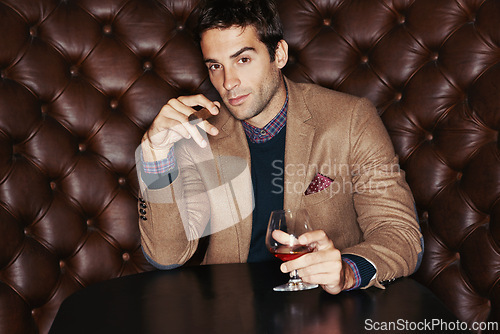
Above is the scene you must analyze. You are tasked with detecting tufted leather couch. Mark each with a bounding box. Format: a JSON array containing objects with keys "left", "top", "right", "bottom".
[{"left": 0, "top": 0, "right": 499, "bottom": 333}]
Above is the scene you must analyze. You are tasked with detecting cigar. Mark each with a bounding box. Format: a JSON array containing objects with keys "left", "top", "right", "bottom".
[{"left": 188, "top": 107, "right": 213, "bottom": 124}]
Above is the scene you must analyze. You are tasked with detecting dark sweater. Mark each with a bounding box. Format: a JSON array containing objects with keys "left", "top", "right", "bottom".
[{"left": 246, "top": 127, "right": 286, "bottom": 263}]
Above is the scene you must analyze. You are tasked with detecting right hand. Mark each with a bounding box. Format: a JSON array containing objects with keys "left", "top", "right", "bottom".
[{"left": 144, "top": 94, "right": 220, "bottom": 151}]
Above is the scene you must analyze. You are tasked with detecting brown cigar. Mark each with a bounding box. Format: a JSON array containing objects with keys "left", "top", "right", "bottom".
[{"left": 188, "top": 107, "right": 213, "bottom": 124}]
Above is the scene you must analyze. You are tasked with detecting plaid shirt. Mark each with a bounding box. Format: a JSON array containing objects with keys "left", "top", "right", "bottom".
[
  {"left": 342, "top": 257, "right": 362, "bottom": 290},
  {"left": 241, "top": 93, "right": 288, "bottom": 144},
  {"left": 142, "top": 147, "right": 176, "bottom": 174}
]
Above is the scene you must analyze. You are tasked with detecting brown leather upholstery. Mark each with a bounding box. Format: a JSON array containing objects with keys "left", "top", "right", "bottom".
[{"left": 0, "top": 0, "right": 498, "bottom": 333}]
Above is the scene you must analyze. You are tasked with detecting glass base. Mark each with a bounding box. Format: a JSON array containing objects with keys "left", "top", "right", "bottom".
[{"left": 273, "top": 278, "right": 319, "bottom": 292}]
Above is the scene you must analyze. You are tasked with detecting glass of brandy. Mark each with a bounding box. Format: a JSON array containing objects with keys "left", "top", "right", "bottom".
[{"left": 265, "top": 209, "right": 319, "bottom": 291}]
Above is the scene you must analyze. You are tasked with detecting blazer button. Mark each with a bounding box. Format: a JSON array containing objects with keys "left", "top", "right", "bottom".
[
  {"left": 140, "top": 215, "right": 147, "bottom": 221},
  {"left": 140, "top": 209, "right": 146, "bottom": 215},
  {"left": 139, "top": 197, "right": 145, "bottom": 203},
  {"left": 140, "top": 203, "right": 147, "bottom": 209}
]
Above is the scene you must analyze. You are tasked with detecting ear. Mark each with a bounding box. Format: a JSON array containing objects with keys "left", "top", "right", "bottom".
[{"left": 275, "top": 39, "right": 288, "bottom": 69}]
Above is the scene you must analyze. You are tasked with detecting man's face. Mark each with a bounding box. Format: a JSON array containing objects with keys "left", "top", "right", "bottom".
[{"left": 200, "top": 26, "right": 287, "bottom": 125}]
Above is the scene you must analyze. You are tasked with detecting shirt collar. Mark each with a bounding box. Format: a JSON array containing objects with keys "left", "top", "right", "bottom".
[{"left": 242, "top": 81, "right": 288, "bottom": 144}]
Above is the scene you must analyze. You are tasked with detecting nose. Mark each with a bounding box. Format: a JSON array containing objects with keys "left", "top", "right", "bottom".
[{"left": 223, "top": 67, "right": 240, "bottom": 91}]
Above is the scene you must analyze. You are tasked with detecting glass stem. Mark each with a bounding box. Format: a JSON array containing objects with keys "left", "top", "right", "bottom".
[{"left": 289, "top": 270, "right": 301, "bottom": 282}]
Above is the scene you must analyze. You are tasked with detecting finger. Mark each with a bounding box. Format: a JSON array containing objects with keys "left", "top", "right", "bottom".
[
  {"left": 296, "top": 256, "right": 342, "bottom": 278},
  {"left": 151, "top": 119, "right": 191, "bottom": 139},
  {"left": 272, "top": 230, "right": 299, "bottom": 245},
  {"left": 196, "top": 120, "right": 219, "bottom": 136},
  {"left": 300, "top": 271, "right": 339, "bottom": 286},
  {"left": 281, "top": 248, "right": 341, "bottom": 273},
  {"left": 301, "top": 260, "right": 353, "bottom": 294},
  {"left": 160, "top": 106, "right": 209, "bottom": 148},
  {"left": 145, "top": 121, "right": 189, "bottom": 152},
  {"left": 168, "top": 123, "right": 193, "bottom": 139},
  {"left": 151, "top": 104, "right": 190, "bottom": 135},
  {"left": 298, "top": 230, "right": 333, "bottom": 249},
  {"left": 184, "top": 123, "right": 208, "bottom": 148},
  {"left": 168, "top": 99, "right": 219, "bottom": 147},
  {"left": 148, "top": 114, "right": 192, "bottom": 147},
  {"left": 177, "top": 95, "right": 220, "bottom": 116}
]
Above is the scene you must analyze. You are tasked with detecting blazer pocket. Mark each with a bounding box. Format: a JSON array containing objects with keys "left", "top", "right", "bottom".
[{"left": 302, "top": 183, "right": 336, "bottom": 206}]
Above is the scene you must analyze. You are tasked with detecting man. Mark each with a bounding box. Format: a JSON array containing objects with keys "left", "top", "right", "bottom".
[{"left": 137, "top": 0, "right": 423, "bottom": 294}]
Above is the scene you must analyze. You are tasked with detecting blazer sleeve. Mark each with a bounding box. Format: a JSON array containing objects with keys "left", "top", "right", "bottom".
[
  {"left": 341, "top": 98, "right": 424, "bottom": 289},
  {"left": 137, "top": 141, "right": 211, "bottom": 268}
]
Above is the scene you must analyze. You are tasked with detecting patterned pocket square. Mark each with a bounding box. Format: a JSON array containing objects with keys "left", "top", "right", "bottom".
[{"left": 304, "top": 173, "right": 334, "bottom": 195}]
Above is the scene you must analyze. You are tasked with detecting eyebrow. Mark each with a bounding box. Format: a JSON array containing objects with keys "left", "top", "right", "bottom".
[{"left": 204, "top": 46, "right": 256, "bottom": 64}]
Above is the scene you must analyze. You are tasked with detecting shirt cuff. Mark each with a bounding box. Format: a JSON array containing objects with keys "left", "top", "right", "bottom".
[
  {"left": 341, "top": 254, "right": 377, "bottom": 290},
  {"left": 139, "top": 146, "right": 178, "bottom": 190},
  {"left": 142, "top": 146, "right": 176, "bottom": 174}
]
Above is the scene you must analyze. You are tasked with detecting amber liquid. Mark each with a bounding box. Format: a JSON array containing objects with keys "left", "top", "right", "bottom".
[{"left": 270, "top": 245, "right": 313, "bottom": 261}]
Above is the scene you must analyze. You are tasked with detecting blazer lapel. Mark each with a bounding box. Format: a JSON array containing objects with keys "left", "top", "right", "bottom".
[
  {"left": 209, "top": 108, "right": 253, "bottom": 261},
  {"left": 283, "top": 78, "right": 316, "bottom": 210}
]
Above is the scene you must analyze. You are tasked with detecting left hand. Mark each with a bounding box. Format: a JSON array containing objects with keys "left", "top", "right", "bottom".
[{"left": 279, "top": 230, "right": 356, "bottom": 294}]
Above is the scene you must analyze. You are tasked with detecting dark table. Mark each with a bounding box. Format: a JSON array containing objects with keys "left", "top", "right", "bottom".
[{"left": 49, "top": 262, "right": 468, "bottom": 334}]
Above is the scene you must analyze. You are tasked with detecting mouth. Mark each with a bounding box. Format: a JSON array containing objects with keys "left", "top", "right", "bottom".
[{"left": 228, "top": 93, "right": 249, "bottom": 106}]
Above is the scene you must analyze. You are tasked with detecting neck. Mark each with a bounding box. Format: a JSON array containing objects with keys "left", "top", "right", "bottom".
[{"left": 245, "top": 77, "right": 287, "bottom": 128}]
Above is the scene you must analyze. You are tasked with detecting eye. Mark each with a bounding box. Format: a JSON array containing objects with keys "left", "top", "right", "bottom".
[
  {"left": 208, "top": 63, "right": 222, "bottom": 71},
  {"left": 238, "top": 57, "right": 250, "bottom": 64}
]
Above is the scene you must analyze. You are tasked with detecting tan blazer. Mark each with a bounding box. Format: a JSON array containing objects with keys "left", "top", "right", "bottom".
[{"left": 138, "top": 78, "right": 423, "bottom": 289}]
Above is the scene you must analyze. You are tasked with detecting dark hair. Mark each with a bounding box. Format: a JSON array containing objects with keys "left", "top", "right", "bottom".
[{"left": 196, "top": 0, "right": 284, "bottom": 61}]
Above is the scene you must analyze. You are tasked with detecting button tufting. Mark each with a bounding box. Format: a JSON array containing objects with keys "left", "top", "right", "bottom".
[
  {"left": 29, "top": 26, "right": 37, "bottom": 37},
  {"left": 323, "top": 18, "right": 331, "bottom": 26},
  {"left": 143, "top": 61, "right": 153, "bottom": 71},
  {"left": 59, "top": 260, "right": 65, "bottom": 268},
  {"left": 122, "top": 253, "right": 130, "bottom": 261},
  {"left": 426, "top": 133, "right": 433, "bottom": 141},
  {"left": 110, "top": 99, "right": 119, "bottom": 109},
  {"left": 69, "top": 66, "right": 78, "bottom": 77},
  {"left": 177, "top": 25, "right": 184, "bottom": 31},
  {"left": 79, "top": 143, "right": 87, "bottom": 152},
  {"left": 360, "top": 55, "right": 369, "bottom": 64},
  {"left": 103, "top": 24, "right": 112, "bottom": 34},
  {"left": 456, "top": 172, "right": 463, "bottom": 181},
  {"left": 422, "top": 211, "right": 429, "bottom": 220},
  {"left": 394, "top": 92, "right": 402, "bottom": 101},
  {"left": 118, "top": 177, "right": 126, "bottom": 186},
  {"left": 50, "top": 181, "right": 57, "bottom": 190},
  {"left": 40, "top": 104, "right": 49, "bottom": 114},
  {"left": 398, "top": 15, "right": 405, "bottom": 24},
  {"left": 86, "top": 219, "right": 92, "bottom": 226}
]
